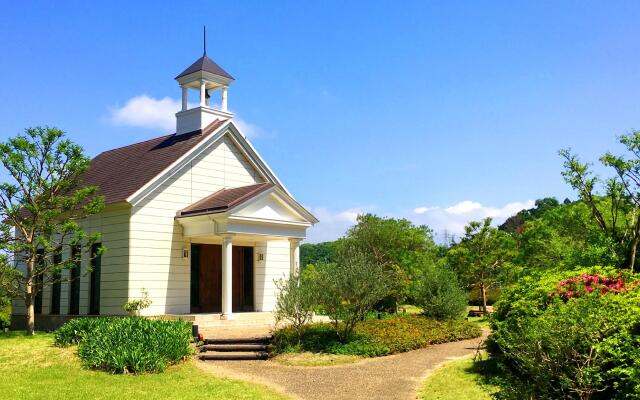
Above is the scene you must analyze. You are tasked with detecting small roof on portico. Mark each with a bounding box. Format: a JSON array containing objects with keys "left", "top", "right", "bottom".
[{"left": 178, "top": 183, "right": 274, "bottom": 217}]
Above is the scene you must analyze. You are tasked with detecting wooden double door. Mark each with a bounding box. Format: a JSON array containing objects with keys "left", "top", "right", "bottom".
[{"left": 190, "top": 244, "right": 254, "bottom": 313}]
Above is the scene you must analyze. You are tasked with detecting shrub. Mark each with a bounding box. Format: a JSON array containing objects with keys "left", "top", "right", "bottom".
[
  {"left": 313, "top": 252, "right": 396, "bottom": 341},
  {"left": 55, "top": 317, "right": 192, "bottom": 373},
  {"left": 122, "top": 288, "right": 152, "bottom": 315},
  {"left": 273, "top": 314, "right": 481, "bottom": 357},
  {"left": 414, "top": 265, "right": 468, "bottom": 320},
  {"left": 0, "top": 302, "right": 10, "bottom": 330},
  {"left": 274, "top": 271, "right": 316, "bottom": 342},
  {"left": 54, "top": 316, "right": 112, "bottom": 346},
  {"left": 489, "top": 266, "right": 640, "bottom": 399}
]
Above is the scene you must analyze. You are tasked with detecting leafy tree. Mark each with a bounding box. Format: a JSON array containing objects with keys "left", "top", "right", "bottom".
[
  {"left": 313, "top": 251, "right": 395, "bottom": 342},
  {"left": 516, "top": 200, "right": 624, "bottom": 271},
  {"left": 336, "top": 213, "right": 437, "bottom": 307},
  {"left": 273, "top": 271, "right": 317, "bottom": 343},
  {"left": 448, "top": 218, "right": 517, "bottom": 313},
  {"left": 413, "top": 264, "right": 467, "bottom": 320},
  {"left": 300, "top": 241, "right": 336, "bottom": 269},
  {"left": 0, "top": 127, "right": 104, "bottom": 335},
  {"left": 560, "top": 131, "right": 640, "bottom": 271},
  {"left": 499, "top": 197, "right": 561, "bottom": 233}
]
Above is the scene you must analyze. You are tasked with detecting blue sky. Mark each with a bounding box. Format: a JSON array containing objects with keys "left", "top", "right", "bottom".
[{"left": 1, "top": 1, "right": 640, "bottom": 242}]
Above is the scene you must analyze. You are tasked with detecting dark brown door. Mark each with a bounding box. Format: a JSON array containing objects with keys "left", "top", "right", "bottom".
[
  {"left": 190, "top": 244, "right": 253, "bottom": 313},
  {"left": 199, "top": 244, "right": 222, "bottom": 312}
]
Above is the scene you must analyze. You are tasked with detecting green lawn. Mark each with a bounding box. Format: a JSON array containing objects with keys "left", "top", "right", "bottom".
[
  {"left": 419, "top": 356, "right": 498, "bottom": 400},
  {"left": 0, "top": 331, "right": 288, "bottom": 400}
]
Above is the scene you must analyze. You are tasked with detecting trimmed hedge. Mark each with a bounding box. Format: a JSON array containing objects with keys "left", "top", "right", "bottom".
[
  {"left": 55, "top": 317, "right": 193, "bottom": 374},
  {"left": 273, "top": 315, "right": 482, "bottom": 357}
]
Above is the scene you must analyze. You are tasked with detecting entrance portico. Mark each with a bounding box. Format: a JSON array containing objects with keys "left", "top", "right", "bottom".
[{"left": 176, "top": 182, "right": 317, "bottom": 320}]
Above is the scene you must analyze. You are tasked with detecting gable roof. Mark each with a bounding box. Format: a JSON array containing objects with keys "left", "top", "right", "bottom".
[
  {"left": 175, "top": 55, "right": 234, "bottom": 80},
  {"left": 177, "top": 183, "right": 274, "bottom": 217},
  {"left": 81, "top": 119, "right": 225, "bottom": 204}
]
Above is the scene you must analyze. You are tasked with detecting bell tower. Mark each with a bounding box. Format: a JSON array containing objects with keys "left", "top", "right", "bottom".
[{"left": 175, "top": 28, "right": 234, "bottom": 135}]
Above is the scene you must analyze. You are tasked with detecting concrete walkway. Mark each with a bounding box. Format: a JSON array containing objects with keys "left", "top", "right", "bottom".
[{"left": 197, "top": 331, "right": 488, "bottom": 400}]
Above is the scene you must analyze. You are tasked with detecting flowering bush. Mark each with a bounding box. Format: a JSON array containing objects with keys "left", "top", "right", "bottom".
[
  {"left": 554, "top": 273, "right": 637, "bottom": 300},
  {"left": 489, "top": 267, "right": 640, "bottom": 399}
]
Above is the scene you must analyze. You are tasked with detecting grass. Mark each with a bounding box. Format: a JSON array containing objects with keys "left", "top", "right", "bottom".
[
  {"left": 0, "top": 331, "right": 288, "bottom": 400},
  {"left": 272, "top": 352, "right": 363, "bottom": 367},
  {"left": 419, "top": 355, "right": 499, "bottom": 400}
]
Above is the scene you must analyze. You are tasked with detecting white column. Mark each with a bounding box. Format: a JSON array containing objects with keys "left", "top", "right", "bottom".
[
  {"left": 289, "top": 239, "right": 300, "bottom": 277},
  {"left": 221, "top": 86, "right": 228, "bottom": 112},
  {"left": 181, "top": 85, "right": 188, "bottom": 111},
  {"left": 221, "top": 235, "right": 234, "bottom": 319},
  {"left": 199, "top": 80, "right": 206, "bottom": 107}
]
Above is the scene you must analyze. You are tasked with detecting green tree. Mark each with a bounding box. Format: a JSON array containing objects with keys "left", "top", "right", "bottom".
[
  {"left": 560, "top": 131, "right": 640, "bottom": 271},
  {"left": 337, "top": 213, "right": 437, "bottom": 307},
  {"left": 448, "top": 218, "right": 516, "bottom": 313},
  {"left": 313, "top": 251, "right": 395, "bottom": 341},
  {"left": 273, "top": 271, "right": 317, "bottom": 343},
  {"left": 499, "top": 197, "right": 561, "bottom": 233},
  {"left": 300, "top": 241, "right": 336, "bottom": 269},
  {"left": 0, "top": 127, "right": 104, "bottom": 335},
  {"left": 414, "top": 263, "right": 467, "bottom": 320},
  {"left": 516, "top": 200, "right": 623, "bottom": 271}
]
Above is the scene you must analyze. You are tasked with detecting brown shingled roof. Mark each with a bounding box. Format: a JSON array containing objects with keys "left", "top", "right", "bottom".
[
  {"left": 175, "top": 55, "right": 234, "bottom": 80},
  {"left": 82, "top": 119, "right": 226, "bottom": 204},
  {"left": 178, "top": 182, "right": 274, "bottom": 217}
]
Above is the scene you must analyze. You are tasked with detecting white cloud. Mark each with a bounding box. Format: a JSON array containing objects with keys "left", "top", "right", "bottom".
[
  {"left": 109, "top": 95, "right": 179, "bottom": 130},
  {"left": 412, "top": 199, "right": 535, "bottom": 241},
  {"left": 304, "top": 206, "right": 365, "bottom": 243},
  {"left": 304, "top": 199, "right": 535, "bottom": 244},
  {"left": 108, "top": 95, "right": 260, "bottom": 137},
  {"left": 445, "top": 201, "right": 483, "bottom": 215}
]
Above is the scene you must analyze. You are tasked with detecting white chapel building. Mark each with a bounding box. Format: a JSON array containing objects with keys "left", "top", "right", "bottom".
[{"left": 13, "top": 49, "right": 318, "bottom": 325}]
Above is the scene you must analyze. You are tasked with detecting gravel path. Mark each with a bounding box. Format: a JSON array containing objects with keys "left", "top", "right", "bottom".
[{"left": 197, "top": 331, "right": 488, "bottom": 400}]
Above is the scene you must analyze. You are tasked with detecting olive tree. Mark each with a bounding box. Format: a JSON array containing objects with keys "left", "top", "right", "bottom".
[
  {"left": 0, "top": 127, "right": 104, "bottom": 335},
  {"left": 314, "top": 251, "right": 395, "bottom": 342},
  {"left": 273, "top": 271, "right": 317, "bottom": 342}
]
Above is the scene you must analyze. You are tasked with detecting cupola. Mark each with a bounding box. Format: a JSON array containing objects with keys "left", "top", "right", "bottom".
[{"left": 175, "top": 29, "right": 234, "bottom": 135}]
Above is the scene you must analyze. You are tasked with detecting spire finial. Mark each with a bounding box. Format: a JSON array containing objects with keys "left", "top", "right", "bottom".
[{"left": 203, "top": 25, "right": 207, "bottom": 56}]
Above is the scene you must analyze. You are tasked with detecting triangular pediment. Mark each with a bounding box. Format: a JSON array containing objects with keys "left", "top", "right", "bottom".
[{"left": 230, "top": 190, "right": 312, "bottom": 225}]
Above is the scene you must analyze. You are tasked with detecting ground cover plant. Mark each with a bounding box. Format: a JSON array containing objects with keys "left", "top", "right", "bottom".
[
  {"left": 488, "top": 266, "right": 640, "bottom": 399},
  {"left": 55, "top": 316, "right": 193, "bottom": 373},
  {"left": 0, "top": 331, "right": 286, "bottom": 400},
  {"left": 273, "top": 314, "right": 481, "bottom": 357}
]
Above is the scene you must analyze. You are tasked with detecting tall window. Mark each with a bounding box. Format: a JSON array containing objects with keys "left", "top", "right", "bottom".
[
  {"left": 89, "top": 244, "right": 101, "bottom": 315},
  {"left": 68, "top": 246, "right": 81, "bottom": 315},
  {"left": 50, "top": 251, "right": 62, "bottom": 315}
]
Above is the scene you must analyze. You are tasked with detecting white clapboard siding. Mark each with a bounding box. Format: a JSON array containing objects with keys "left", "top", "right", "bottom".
[
  {"left": 11, "top": 206, "right": 130, "bottom": 317},
  {"left": 254, "top": 240, "right": 291, "bottom": 312},
  {"left": 130, "top": 133, "right": 264, "bottom": 315},
  {"left": 78, "top": 205, "right": 131, "bottom": 315}
]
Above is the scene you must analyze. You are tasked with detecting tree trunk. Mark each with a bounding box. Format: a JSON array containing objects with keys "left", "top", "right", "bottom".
[
  {"left": 628, "top": 235, "right": 639, "bottom": 272},
  {"left": 25, "top": 258, "right": 35, "bottom": 336},
  {"left": 480, "top": 283, "right": 487, "bottom": 315}
]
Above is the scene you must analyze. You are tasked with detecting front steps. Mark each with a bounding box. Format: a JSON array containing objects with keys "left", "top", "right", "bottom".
[{"left": 198, "top": 336, "right": 272, "bottom": 361}]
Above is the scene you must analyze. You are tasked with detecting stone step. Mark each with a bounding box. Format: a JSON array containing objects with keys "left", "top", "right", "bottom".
[
  {"left": 199, "top": 351, "right": 270, "bottom": 361},
  {"left": 200, "top": 343, "right": 269, "bottom": 352},
  {"left": 204, "top": 336, "right": 272, "bottom": 345}
]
